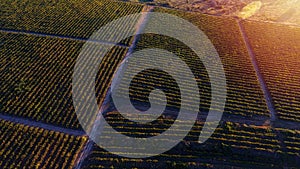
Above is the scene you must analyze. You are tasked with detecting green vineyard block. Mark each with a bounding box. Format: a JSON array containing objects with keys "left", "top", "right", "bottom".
[
  {"left": 129, "top": 7, "right": 270, "bottom": 119},
  {"left": 0, "top": 0, "right": 144, "bottom": 45},
  {"left": 0, "top": 119, "right": 87, "bottom": 169},
  {"left": 241, "top": 20, "right": 300, "bottom": 123},
  {"left": 81, "top": 121, "right": 288, "bottom": 168},
  {"left": 0, "top": 32, "right": 128, "bottom": 129}
]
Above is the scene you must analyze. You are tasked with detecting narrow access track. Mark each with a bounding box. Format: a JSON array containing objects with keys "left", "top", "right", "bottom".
[
  {"left": 73, "top": 6, "right": 154, "bottom": 169},
  {"left": 0, "top": 28, "right": 129, "bottom": 48},
  {"left": 237, "top": 21, "right": 277, "bottom": 122},
  {"left": 0, "top": 114, "right": 85, "bottom": 136}
]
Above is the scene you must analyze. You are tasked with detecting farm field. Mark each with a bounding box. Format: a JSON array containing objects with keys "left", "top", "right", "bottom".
[
  {"left": 130, "top": 7, "right": 270, "bottom": 119},
  {"left": 0, "top": 0, "right": 144, "bottom": 45},
  {"left": 79, "top": 6, "right": 300, "bottom": 168},
  {"left": 0, "top": 119, "right": 87, "bottom": 169},
  {"left": 0, "top": 32, "right": 129, "bottom": 129},
  {"left": 81, "top": 114, "right": 300, "bottom": 168},
  {"left": 241, "top": 20, "right": 300, "bottom": 122},
  {"left": 1, "top": 0, "right": 300, "bottom": 168}
]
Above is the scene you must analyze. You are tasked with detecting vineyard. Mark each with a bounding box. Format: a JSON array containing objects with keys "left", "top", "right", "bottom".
[
  {"left": 0, "top": 119, "right": 87, "bottom": 169},
  {"left": 0, "top": 32, "right": 129, "bottom": 129},
  {"left": 241, "top": 20, "right": 300, "bottom": 122},
  {"left": 130, "top": 7, "right": 270, "bottom": 119},
  {"left": 1, "top": 0, "right": 300, "bottom": 168},
  {"left": 81, "top": 114, "right": 300, "bottom": 168},
  {"left": 0, "top": 0, "right": 143, "bottom": 45},
  {"left": 78, "top": 6, "right": 299, "bottom": 168}
]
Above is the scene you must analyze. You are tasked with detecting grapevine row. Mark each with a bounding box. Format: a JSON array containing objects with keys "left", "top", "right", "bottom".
[
  {"left": 1, "top": 0, "right": 144, "bottom": 45},
  {"left": 0, "top": 32, "right": 128, "bottom": 129},
  {"left": 0, "top": 119, "right": 87, "bottom": 169}
]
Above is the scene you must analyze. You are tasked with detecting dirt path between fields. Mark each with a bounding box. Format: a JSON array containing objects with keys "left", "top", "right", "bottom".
[
  {"left": 0, "top": 28, "right": 129, "bottom": 48},
  {"left": 237, "top": 21, "right": 277, "bottom": 122},
  {"left": 73, "top": 6, "right": 155, "bottom": 169},
  {"left": 0, "top": 114, "right": 85, "bottom": 136}
]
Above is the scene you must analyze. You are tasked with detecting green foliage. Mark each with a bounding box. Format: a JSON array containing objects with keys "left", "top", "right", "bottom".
[
  {"left": 0, "top": 33, "right": 128, "bottom": 129},
  {"left": 0, "top": 119, "right": 87, "bottom": 169}
]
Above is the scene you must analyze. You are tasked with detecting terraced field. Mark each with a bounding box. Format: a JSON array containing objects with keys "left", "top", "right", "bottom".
[
  {"left": 0, "top": 119, "right": 87, "bottom": 169},
  {"left": 241, "top": 20, "right": 300, "bottom": 122}
]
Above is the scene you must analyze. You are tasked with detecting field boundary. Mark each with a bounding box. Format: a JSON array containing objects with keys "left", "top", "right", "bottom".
[
  {"left": 0, "top": 114, "right": 85, "bottom": 136},
  {"left": 0, "top": 28, "right": 129, "bottom": 48},
  {"left": 237, "top": 21, "right": 277, "bottom": 122},
  {"left": 237, "top": 20, "right": 289, "bottom": 167},
  {"left": 73, "top": 6, "right": 154, "bottom": 169}
]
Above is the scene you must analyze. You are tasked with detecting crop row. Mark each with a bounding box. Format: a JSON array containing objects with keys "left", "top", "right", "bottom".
[
  {"left": 116, "top": 46, "right": 267, "bottom": 117},
  {"left": 81, "top": 112, "right": 300, "bottom": 168},
  {"left": 115, "top": 6, "right": 270, "bottom": 119},
  {"left": 0, "top": 33, "right": 128, "bottom": 129},
  {"left": 1, "top": 0, "right": 144, "bottom": 45},
  {"left": 103, "top": 112, "right": 279, "bottom": 151},
  {"left": 276, "top": 128, "right": 300, "bottom": 158},
  {"left": 241, "top": 20, "right": 300, "bottom": 122},
  {"left": 155, "top": 8, "right": 269, "bottom": 118},
  {"left": 0, "top": 119, "right": 87, "bottom": 169}
]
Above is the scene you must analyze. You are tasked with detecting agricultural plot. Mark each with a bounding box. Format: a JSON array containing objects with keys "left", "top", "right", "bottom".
[
  {"left": 0, "top": 0, "right": 144, "bottom": 45},
  {"left": 81, "top": 116, "right": 296, "bottom": 168},
  {"left": 276, "top": 128, "right": 300, "bottom": 164},
  {"left": 0, "top": 32, "right": 128, "bottom": 129},
  {"left": 0, "top": 119, "right": 87, "bottom": 169},
  {"left": 1, "top": 0, "right": 300, "bottom": 168},
  {"left": 117, "top": 7, "right": 270, "bottom": 120},
  {"left": 241, "top": 20, "right": 300, "bottom": 122},
  {"left": 83, "top": 8, "right": 300, "bottom": 167}
]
